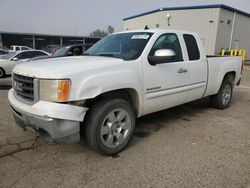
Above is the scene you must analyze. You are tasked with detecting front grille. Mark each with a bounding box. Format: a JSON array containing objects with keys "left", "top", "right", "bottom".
[{"left": 13, "top": 74, "right": 34, "bottom": 101}]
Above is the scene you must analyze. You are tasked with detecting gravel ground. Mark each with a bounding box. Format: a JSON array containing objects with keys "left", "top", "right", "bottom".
[{"left": 0, "top": 67, "right": 250, "bottom": 188}]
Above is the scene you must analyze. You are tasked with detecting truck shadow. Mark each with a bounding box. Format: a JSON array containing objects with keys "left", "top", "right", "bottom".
[
  {"left": 0, "top": 85, "right": 12, "bottom": 90},
  {"left": 0, "top": 77, "right": 12, "bottom": 90},
  {"left": 129, "top": 97, "right": 211, "bottom": 146}
]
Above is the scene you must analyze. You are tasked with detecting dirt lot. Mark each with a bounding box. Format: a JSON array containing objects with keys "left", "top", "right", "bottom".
[{"left": 0, "top": 67, "right": 250, "bottom": 188}]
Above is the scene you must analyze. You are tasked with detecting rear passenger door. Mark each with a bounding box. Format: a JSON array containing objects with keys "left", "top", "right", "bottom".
[{"left": 182, "top": 34, "right": 207, "bottom": 102}]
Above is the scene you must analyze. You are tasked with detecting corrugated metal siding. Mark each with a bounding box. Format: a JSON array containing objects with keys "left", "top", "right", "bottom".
[
  {"left": 215, "top": 9, "right": 234, "bottom": 54},
  {"left": 124, "top": 8, "right": 220, "bottom": 55},
  {"left": 216, "top": 9, "right": 250, "bottom": 59},
  {"left": 232, "top": 13, "right": 250, "bottom": 59}
]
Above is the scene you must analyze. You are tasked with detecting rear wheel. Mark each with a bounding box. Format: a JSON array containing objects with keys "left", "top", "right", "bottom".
[
  {"left": 0, "top": 68, "right": 5, "bottom": 78},
  {"left": 84, "top": 98, "right": 136, "bottom": 155},
  {"left": 210, "top": 78, "right": 233, "bottom": 109}
]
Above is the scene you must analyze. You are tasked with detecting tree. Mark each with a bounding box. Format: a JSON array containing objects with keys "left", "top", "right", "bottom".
[
  {"left": 107, "top": 25, "right": 115, "bottom": 34},
  {"left": 89, "top": 29, "right": 108, "bottom": 37},
  {"left": 89, "top": 25, "right": 115, "bottom": 37}
]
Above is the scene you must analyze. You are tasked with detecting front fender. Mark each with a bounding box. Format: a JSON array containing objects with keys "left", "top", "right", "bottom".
[{"left": 71, "top": 70, "right": 144, "bottom": 116}]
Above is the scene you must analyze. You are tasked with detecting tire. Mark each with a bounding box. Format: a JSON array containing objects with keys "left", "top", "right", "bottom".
[
  {"left": 210, "top": 77, "right": 233, "bottom": 109},
  {"left": 0, "top": 68, "right": 5, "bottom": 78},
  {"left": 84, "top": 98, "right": 136, "bottom": 155}
]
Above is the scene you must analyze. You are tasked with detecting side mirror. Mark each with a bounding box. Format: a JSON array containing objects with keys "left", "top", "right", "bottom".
[
  {"left": 12, "top": 57, "right": 19, "bottom": 61},
  {"left": 148, "top": 49, "right": 176, "bottom": 66}
]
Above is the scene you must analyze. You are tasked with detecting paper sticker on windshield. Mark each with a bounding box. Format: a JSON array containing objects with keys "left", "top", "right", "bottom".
[{"left": 131, "top": 35, "right": 150, "bottom": 40}]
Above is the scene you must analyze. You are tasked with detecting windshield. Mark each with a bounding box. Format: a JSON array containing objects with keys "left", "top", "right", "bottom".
[
  {"left": 85, "top": 32, "right": 153, "bottom": 61},
  {"left": 53, "top": 46, "right": 69, "bottom": 56},
  {"left": 2, "top": 52, "right": 17, "bottom": 60}
]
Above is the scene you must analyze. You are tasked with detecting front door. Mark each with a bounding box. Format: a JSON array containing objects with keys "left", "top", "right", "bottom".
[{"left": 142, "top": 33, "right": 189, "bottom": 115}]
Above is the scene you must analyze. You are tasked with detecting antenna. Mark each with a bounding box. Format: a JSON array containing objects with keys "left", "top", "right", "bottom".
[{"left": 74, "top": 17, "right": 77, "bottom": 44}]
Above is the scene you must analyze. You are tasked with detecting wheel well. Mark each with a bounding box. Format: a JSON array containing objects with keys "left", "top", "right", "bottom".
[
  {"left": 223, "top": 71, "right": 236, "bottom": 85},
  {"left": 84, "top": 88, "right": 139, "bottom": 116},
  {"left": 0, "top": 67, "right": 5, "bottom": 73},
  {"left": 0, "top": 67, "right": 6, "bottom": 77}
]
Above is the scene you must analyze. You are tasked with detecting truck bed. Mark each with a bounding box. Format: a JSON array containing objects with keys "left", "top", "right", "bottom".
[{"left": 204, "top": 56, "right": 242, "bottom": 97}]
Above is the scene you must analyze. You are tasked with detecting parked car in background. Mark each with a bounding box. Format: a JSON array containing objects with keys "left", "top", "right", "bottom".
[
  {"left": 42, "top": 45, "right": 61, "bottom": 54},
  {"left": 8, "top": 29, "right": 242, "bottom": 155},
  {"left": 32, "top": 44, "right": 93, "bottom": 61},
  {"left": 10, "top": 46, "right": 32, "bottom": 52},
  {"left": 0, "top": 49, "right": 10, "bottom": 58},
  {"left": 53, "top": 44, "right": 93, "bottom": 57},
  {"left": 0, "top": 50, "right": 49, "bottom": 78}
]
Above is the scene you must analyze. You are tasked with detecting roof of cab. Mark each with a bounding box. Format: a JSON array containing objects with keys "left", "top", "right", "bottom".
[{"left": 114, "top": 29, "right": 197, "bottom": 35}]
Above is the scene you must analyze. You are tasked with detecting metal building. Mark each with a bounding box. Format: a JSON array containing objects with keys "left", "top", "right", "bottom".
[
  {"left": 123, "top": 4, "right": 250, "bottom": 59},
  {"left": 0, "top": 31, "right": 100, "bottom": 50}
]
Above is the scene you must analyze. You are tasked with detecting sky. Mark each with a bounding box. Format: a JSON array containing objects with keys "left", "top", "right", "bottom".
[{"left": 0, "top": 0, "right": 250, "bottom": 36}]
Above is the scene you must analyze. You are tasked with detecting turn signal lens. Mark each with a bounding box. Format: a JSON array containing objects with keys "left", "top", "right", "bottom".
[
  {"left": 58, "top": 80, "right": 71, "bottom": 102},
  {"left": 40, "top": 79, "right": 71, "bottom": 102}
]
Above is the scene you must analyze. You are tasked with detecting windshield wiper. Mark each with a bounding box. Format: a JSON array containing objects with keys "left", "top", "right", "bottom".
[
  {"left": 97, "top": 53, "right": 115, "bottom": 57},
  {"left": 82, "top": 53, "right": 120, "bottom": 59},
  {"left": 82, "top": 53, "right": 113, "bottom": 57}
]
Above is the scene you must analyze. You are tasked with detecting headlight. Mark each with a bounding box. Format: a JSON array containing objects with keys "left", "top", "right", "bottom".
[{"left": 40, "top": 79, "right": 71, "bottom": 102}]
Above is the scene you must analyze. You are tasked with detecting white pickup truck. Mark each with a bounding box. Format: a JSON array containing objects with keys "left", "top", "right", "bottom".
[{"left": 8, "top": 29, "right": 242, "bottom": 155}]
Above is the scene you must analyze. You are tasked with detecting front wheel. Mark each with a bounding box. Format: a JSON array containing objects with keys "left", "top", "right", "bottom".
[
  {"left": 84, "top": 98, "right": 136, "bottom": 155},
  {"left": 210, "top": 78, "right": 233, "bottom": 109}
]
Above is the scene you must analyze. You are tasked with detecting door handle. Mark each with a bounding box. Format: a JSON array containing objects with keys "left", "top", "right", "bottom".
[{"left": 178, "top": 68, "right": 188, "bottom": 73}]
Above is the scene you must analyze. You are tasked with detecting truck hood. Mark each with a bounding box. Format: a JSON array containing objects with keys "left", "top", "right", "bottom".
[{"left": 13, "top": 56, "right": 124, "bottom": 78}]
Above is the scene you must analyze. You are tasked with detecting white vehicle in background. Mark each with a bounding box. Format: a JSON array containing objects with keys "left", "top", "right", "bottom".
[
  {"left": 8, "top": 29, "right": 242, "bottom": 155},
  {"left": 10, "top": 45, "right": 32, "bottom": 52},
  {"left": 0, "top": 49, "right": 10, "bottom": 58},
  {"left": 0, "top": 50, "right": 50, "bottom": 78}
]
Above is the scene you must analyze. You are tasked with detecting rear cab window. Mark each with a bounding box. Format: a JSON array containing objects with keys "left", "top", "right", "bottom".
[{"left": 183, "top": 34, "right": 200, "bottom": 61}]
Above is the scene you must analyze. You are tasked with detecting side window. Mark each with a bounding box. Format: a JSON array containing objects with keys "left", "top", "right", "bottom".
[
  {"left": 149, "top": 33, "right": 183, "bottom": 63},
  {"left": 16, "top": 52, "right": 33, "bottom": 59},
  {"left": 32, "top": 51, "right": 47, "bottom": 57},
  {"left": 183, "top": 34, "right": 200, "bottom": 61},
  {"left": 16, "top": 47, "right": 20, "bottom": 51},
  {"left": 15, "top": 53, "right": 23, "bottom": 59}
]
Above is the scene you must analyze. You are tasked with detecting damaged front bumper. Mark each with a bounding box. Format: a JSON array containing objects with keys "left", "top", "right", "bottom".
[{"left": 8, "top": 89, "right": 88, "bottom": 143}]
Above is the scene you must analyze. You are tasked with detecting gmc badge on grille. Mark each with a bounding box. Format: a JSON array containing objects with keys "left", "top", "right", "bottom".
[{"left": 14, "top": 81, "right": 23, "bottom": 92}]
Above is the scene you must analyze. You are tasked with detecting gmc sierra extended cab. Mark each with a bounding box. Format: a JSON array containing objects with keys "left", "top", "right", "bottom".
[{"left": 8, "top": 29, "right": 242, "bottom": 155}]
